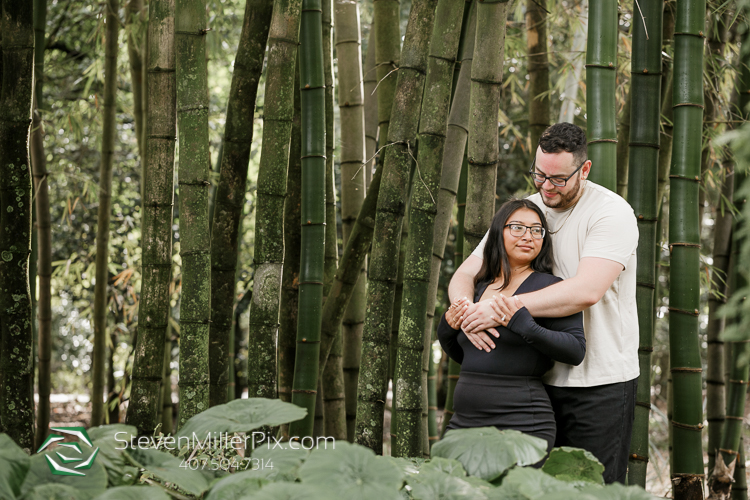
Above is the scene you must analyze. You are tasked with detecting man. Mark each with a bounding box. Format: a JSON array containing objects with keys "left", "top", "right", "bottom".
[{"left": 448, "top": 123, "right": 639, "bottom": 484}]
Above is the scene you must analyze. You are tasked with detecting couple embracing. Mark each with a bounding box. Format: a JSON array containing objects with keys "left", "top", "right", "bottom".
[{"left": 438, "top": 123, "right": 639, "bottom": 484}]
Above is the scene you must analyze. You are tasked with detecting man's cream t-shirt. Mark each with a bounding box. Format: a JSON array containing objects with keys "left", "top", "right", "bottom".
[{"left": 471, "top": 181, "right": 640, "bottom": 387}]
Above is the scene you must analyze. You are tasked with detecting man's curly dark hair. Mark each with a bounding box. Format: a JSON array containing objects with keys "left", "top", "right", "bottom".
[{"left": 538, "top": 123, "right": 587, "bottom": 166}]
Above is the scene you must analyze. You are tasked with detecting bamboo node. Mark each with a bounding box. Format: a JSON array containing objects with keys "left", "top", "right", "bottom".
[
  {"left": 630, "top": 453, "right": 649, "bottom": 462},
  {"left": 725, "top": 416, "right": 744, "bottom": 421},
  {"left": 636, "top": 401, "right": 652, "bottom": 409},
  {"left": 719, "top": 448, "right": 738, "bottom": 456},
  {"left": 667, "top": 306, "right": 700, "bottom": 316},
  {"left": 671, "top": 366, "right": 702, "bottom": 372},
  {"left": 643, "top": 69, "right": 648, "bottom": 74},
  {"left": 729, "top": 379, "right": 748, "bottom": 385}
]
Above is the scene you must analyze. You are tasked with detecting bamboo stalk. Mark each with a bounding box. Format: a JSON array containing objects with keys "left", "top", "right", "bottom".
[
  {"left": 355, "top": 0, "right": 439, "bottom": 454},
  {"left": 125, "top": 0, "right": 147, "bottom": 161},
  {"left": 363, "top": 26, "right": 378, "bottom": 187},
  {"left": 668, "top": 0, "right": 706, "bottom": 492},
  {"left": 247, "top": 0, "right": 303, "bottom": 400},
  {"left": 585, "top": 0, "right": 617, "bottom": 191},
  {"left": 92, "top": 0, "right": 120, "bottom": 427},
  {"left": 526, "top": 0, "right": 549, "bottom": 150},
  {"left": 373, "top": 0, "right": 400, "bottom": 150},
  {"left": 392, "top": 0, "right": 466, "bottom": 457},
  {"left": 127, "top": 0, "right": 177, "bottom": 436},
  {"left": 625, "top": 0, "right": 662, "bottom": 486},
  {"left": 209, "top": 0, "right": 274, "bottom": 407},
  {"left": 288, "top": 0, "right": 327, "bottom": 438}
]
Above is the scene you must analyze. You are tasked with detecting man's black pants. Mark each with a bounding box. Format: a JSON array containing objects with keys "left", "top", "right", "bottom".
[{"left": 545, "top": 377, "right": 638, "bottom": 484}]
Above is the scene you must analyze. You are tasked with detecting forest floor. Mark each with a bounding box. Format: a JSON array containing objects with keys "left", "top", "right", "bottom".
[{"left": 46, "top": 390, "right": 748, "bottom": 499}]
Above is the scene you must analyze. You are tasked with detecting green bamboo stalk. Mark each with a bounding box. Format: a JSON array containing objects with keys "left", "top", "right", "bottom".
[
  {"left": 126, "top": 0, "right": 177, "bottom": 436},
  {"left": 658, "top": 1, "right": 675, "bottom": 210},
  {"left": 625, "top": 0, "right": 662, "bottom": 486},
  {"left": 363, "top": 26, "right": 378, "bottom": 187},
  {"left": 706, "top": 156, "right": 733, "bottom": 478},
  {"left": 92, "top": 0, "right": 120, "bottom": 427},
  {"left": 526, "top": 0, "right": 549, "bottom": 150},
  {"left": 161, "top": 323, "right": 173, "bottom": 434},
  {"left": 585, "top": 0, "right": 617, "bottom": 191},
  {"left": 288, "top": 0, "right": 327, "bottom": 438},
  {"left": 355, "top": 0, "right": 438, "bottom": 454},
  {"left": 392, "top": 0, "right": 465, "bottom": 457},
  {"left": 247, "top": 0, "right": 303, "bottom": 400},
  {"left": 732, "top": 436, "right": 746, "bottom": 500},
  {"left": 427, "top": 349, "right": 438, "bottom": 449},
  {"left": 668, "top": 0, "right": 706, "bottom": 491},
  {"left": 0, "top": 0, "right": 35, "bottom": 450},
  {"left": 335, "top": 0, "right": 366, "bottom": 442},
  {"left": 209, "top": 0, "right": 273, "bottom": 407},
  {"left": 616, "top": 89, "right": 631, "bottom": 198},
  {"left": 279, "top": 58, "right": 302, "bottom": 416},
  {"left": 374, "top": 0, "right": 400, "bottom": 150},
  {"left": 440, "top": 157, "right": 467, "bottom": 439},
  {"left": 175, "top": 0, "right": 211, "bottom": 428},
  {"left": 463, "top": 0, "right": 507, "bottom": 256},
  {"left": 31, "top": 0, "right": 52, "bottom": 450},
  {"left": 125, "top": 0, "right": 147, "bottom": 161}
]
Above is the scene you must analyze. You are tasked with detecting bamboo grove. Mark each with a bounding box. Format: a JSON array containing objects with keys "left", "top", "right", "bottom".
[{"left": 3, "top": 0, "right": 750, "bottom": 497}]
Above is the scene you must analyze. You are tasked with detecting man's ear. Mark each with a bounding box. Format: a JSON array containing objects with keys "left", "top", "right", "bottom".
[{"left": 581, "top": 160, "right": 592, "bottom": 179}]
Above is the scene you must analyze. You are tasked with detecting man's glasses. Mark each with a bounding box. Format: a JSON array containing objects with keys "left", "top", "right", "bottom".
[
  {"left": 504, "top": 224, "right": 546, "bottom": 239},
  {"left": 528, "top": 157, "right": 588, "bottom": 187}
]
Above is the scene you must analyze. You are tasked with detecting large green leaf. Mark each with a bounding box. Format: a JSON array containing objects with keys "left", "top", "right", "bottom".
[
  {"left": 0, "top": 434, "right": 31, "bottom": 499},
  {"left": 126, "top": 448, "right": 209, "bottom": 497},
  {"left": 21, "top": 451, "right": 108, "bottom": 500},
  {"left": 239, "top": 482, "right": 331, "bottom": 500},
  {"left": 421, "top": 457, "right": 467, "bottom": 477},
  {"left": 92, "top": 486, "right": 171, "bottom": 500},
  {"left": 386, "top": 456, "right": 426, "bottom": 476},
  {"left": 297, "top": 442, "right": 404, "bottom": 500},
  {"left": 431, "top": 428, "right": 547, "bottom": 482},
  {"left": 87, "top": 425, "right": 137, "bottom": 445},
  {"left": 487, "top": 466, "right": 576, "bottom": 499},
  {"left": 407, "top": 469, "right": 488, "bottom": 500},
  {"left": 203, "top": 472, "right": 268, "bottom": 500},
  {"left": 22, "top": 484, "right": 81, "bottom": 500},
  {"left": 541, "top": 447, "right": 605, "bottom": 485},
  {"left": 175, "top": 399, "right": 306, "bottom": 438},
  {"left": 248, "top": 443, "right": 310, "bottom": 481},
  {"left": 535, "top": 483, "right": 657, "bottom": 500}
]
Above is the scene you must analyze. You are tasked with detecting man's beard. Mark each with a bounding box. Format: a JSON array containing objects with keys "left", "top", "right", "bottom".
[{"left": 538, "top": 175, "right": 583, "bottom": 209}]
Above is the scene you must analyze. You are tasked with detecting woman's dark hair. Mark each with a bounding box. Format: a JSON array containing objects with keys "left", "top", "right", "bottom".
[{"left": 473, "top": 199, "right": 554, "bottom": 290}]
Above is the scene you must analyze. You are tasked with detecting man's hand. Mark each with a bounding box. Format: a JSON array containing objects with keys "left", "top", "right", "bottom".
[
  {"left": 445, "top": 297, "right": 471, "bottom": 329},
  {"left": 491, "top": 295, "right": 524, "bottom": 326},
  {"left": 459, "top": 300, "right": 501, "bottom": 352}
]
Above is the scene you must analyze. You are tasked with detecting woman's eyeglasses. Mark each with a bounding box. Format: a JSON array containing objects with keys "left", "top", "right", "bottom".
[
  {"left": 528, "top": 157, "right": 587, "bottom": 187},
  {"left": 504, "top": 224, "right": 545, "bottom": 239}
]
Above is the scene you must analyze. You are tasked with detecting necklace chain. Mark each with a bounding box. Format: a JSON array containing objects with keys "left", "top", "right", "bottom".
[{"left": 547, "top": 182, "right": 586, "bottom": 235}]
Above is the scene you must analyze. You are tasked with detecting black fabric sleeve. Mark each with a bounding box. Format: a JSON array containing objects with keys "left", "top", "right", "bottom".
[
  {"left": 437, "top": 313, "right": 464, "bottom": 364},
  {"left": 505, "top": 307, "right": 586, "bottom": 365}
]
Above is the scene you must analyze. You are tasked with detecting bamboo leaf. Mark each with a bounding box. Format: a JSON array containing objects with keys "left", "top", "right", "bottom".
[
  {"left": 0, "top": 434, "right": 31, "bottom": 500},
  {"left": 541, "top": 446, "right": 604, "bottom": 485},
  {"left": 431, "top": 428, "right": 547, "bottom": 481},
  {"left": 175, "top": 399, "right": 306, "bottom": 438},
  {"left": 297, "top": 442, "right": 403, "bottom": 500}
]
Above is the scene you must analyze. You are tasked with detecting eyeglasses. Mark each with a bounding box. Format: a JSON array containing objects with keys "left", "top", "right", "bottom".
[
  {"left": 504, "top": 224, "right": 546, "bottom": 239},
  {"left": 528, "top": 158, "right": 588, "bottom": 187}
]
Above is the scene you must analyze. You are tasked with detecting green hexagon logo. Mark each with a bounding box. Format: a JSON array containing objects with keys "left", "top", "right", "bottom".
[{"left": 36, "top": 427, "right": 99, "bottom": 476}]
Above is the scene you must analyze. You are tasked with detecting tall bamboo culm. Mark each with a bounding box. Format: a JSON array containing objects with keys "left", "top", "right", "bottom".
[
  {"left": 585, "top": 0, "right": 617, "bottom": 191},
  {"left": 175, "top": 0, "right": 211, "bottom": 427},
  {"left": 279, "top": 59, "right": 302, "bottom": 418},
  {"left": 625, "top": 0, "right": 662, "bottom": 486},
  {"left": 668, "top": 0, "right": 706, "bottom": 492},
  {"left": 247, "top": 0, "right": 303, "bottom": 400},
  {"left": 363, "top": 26, "right": 378, "bottom": 187},
  {"left": 92, "top": 0, "right": 120, "bottom": 427},
  {"left": 127, "top": 0, "right": 177, "bottom": 436},
  {"left": 392, "top": 0, "right": 466, "bottom": 458},
  {"left": 31, "top": 0, "right": 52, "bottom": 449},
  {"left": 373, "top": 0, "right": 400, "bottom": 151},
  {"left": 209, "top": 0, "right": 274, "bottom": 407},
  {"left": 0, "top": 0, "right": 35, "bottom": 450},
  {"left": 463, "top": 0, "right": 507, "bottom": 255},
  {"left": 355, "top": 0, "right": 438, "bottom": 454},
  {"left": 125, "top": 0, "right": 146, "bottom": 161},
  {"left": 288, "top": 0, "right": 326, "bottom": 438},
  {"left": 526, "top": 0, "right": 548, "bottom": 149},
  {"left": 334, "top": 0, "right": 367, "bottom": 442}
]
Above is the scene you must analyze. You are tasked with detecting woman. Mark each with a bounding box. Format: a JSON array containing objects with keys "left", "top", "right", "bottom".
[{"left": 438, "top": 199, "right": 585, "bottom": 452}]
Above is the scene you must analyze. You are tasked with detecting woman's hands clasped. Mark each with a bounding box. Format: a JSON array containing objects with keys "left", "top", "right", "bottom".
[
  {"left": 445, "top": 297, "right": 471, "bottom": 329},
  {"left": 490, "top": 294, "right": 524, "bottom": 327}
]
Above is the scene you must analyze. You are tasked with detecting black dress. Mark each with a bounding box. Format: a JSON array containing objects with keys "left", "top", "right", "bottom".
[{"left": 437, "top": 272, "right": 585, "bottom": 451}]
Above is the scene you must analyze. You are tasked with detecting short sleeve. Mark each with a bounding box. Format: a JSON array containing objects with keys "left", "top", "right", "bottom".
[
  {"left": 471, "top": 231, "right": 489, "bottom": 259},
  {"left": 580, "top": 202, "right": 638, "bottom": 269}
]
